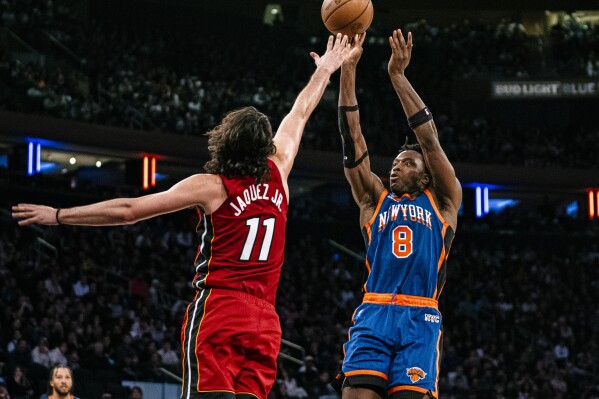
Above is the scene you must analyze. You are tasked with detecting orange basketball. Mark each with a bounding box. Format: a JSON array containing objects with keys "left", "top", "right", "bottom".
[{"left": 321, "top": 0, "right": 373, "bottom": 37}]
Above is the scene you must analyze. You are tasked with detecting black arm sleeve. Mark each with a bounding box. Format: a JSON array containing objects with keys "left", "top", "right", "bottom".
[{"left": 338, "top": 105, "right": 369, "bottom": 169}]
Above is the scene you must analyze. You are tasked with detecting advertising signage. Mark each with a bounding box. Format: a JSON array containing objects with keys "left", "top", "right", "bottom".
[{"left": 492, "top": 80, "right": 599, "bottom": 99}]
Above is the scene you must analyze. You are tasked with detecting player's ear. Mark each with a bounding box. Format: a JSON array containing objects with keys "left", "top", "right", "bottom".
[{"left": 421, "top": 173, "right": 431, "bottom": 186}]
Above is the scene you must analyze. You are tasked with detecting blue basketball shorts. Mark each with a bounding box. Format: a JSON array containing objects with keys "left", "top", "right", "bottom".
[{"left": 341, "top": 293, "right": 443, "bottom": 398}]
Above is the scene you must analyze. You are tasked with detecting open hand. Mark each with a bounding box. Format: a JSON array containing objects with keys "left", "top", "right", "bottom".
[
  {"left": 344, "top": 33, "right": 366, "bottom": 67},
  {"left": 309, "top": 33, "right": 352, "bottom": 74},
  {"left": 388, "top": 29, "right": 412, "bottom": 76},
  {"left": 12, "top": 204, "right": 58, "bottom": 226}
]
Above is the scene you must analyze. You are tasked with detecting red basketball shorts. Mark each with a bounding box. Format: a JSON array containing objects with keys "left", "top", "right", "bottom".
[{"left": 180, "top": 288, "right": 281, "bottom": 399}]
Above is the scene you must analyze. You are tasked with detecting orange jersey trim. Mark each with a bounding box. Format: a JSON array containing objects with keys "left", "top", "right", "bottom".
[
  {"left": 437, "top": 223, "right": 449, "bottom": 272},
  {"left": 423, "top": 189, "right": 448, "bottom": 227},
  {"left": 345, "top": 369, "right": 388, "bottom": 381},
  {"left": 388, "top": 385, "right": 437, "bottom": 397},
  {"left": 363, "top": 293, "right": 438, "bottom": 310},
  {"left": 432, "top": 223, "right": 449, "bottom": 299},
  {"left": 363, "top": 259, "right": 372, "bottom": 293},
  {"left": 391, "top": 193, "right": 415, "bottom": 201},
  {"left": 344, "top": 307, "right": 360, "bottom": 357},
  {"left": 364, "top": 190, "right": 389, "bottom": 242}
]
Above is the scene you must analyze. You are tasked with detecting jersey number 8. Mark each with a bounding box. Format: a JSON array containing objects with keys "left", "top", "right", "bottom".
[{"left": 392, "top": 225, "right": 413, "bottom": 258}]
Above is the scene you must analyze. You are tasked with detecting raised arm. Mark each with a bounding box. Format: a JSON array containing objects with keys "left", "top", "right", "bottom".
[
  {"left": 271, "top": 34, "right": 351, "bottom": 180},
  {"left": 388, "top": 29, "right": 462, "bottom": 227},
  {"left": 12, "top": 174, "right": 227, "bottom": 226},
  {"left": 338, "top": 33, "right": 385, "bottom": 227}
]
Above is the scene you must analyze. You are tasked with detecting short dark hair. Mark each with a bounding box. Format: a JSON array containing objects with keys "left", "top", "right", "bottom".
[
  {"left": 204, "top": 107, "right": 276, "bottom": 183},
  {"left": 47, "top": 365, "right": 72, "bottom": 395},
  {"left": 398, "top": 137, "right": 423, "bottom": 156}
]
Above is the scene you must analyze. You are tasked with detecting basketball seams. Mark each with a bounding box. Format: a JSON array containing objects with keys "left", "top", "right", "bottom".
[
  {"left": 321, "top": 0, "right": 355, "bottom": 24},
  {"left": 327, "top": 0, "right": 372, "bottom": 32}
]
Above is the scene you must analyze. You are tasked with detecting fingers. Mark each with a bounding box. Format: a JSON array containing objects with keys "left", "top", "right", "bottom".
[
  {"left": 341, "top": 33, "right": 349, "bottom": 47},
  {"left": 326, "top": 35, "right": 334, "bottom": 52},
  {"left": 12, "top": 211, "right": 34, "bottom": 221},
  {"left": 332, "top": 33, "right": 349, "bottom": 51},
  {"left": 398, "top": 29, "right": 407, "bottom": 48},
  {"left": 12, "top": 204, "right": 41, "bottom": 224},
  {"left": 389, "top": 29, "right": 411, "bottom": 54},
  {"left": 389, "top": 35, "right": 396, "bottom": 52},
  {"left": 352, "top": 33, "right": 366, "bottom": 48},
  {"left": 310, "top": 52, "right": 320, "bottom": 62},
  {"left": 12, "top": 209, "right": 33, "bottom": 223}
]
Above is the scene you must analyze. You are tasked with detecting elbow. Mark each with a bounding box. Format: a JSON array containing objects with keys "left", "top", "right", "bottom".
[
  {"left": 121, "top": 209, "right": 137, "bottom": 225},
  {"left": 119, "top": 202, "right": 138, "bottom": 225}
]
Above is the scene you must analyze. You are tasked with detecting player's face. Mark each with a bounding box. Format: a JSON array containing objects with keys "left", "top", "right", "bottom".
[
  {"left": 50, "top": 368, "right": 72, "bottom": 397},
  {"left": 389, "top": 150, "right": 428, "bottom": 194}
]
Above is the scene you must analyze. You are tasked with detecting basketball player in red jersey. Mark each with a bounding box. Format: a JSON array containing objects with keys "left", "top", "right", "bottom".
[
  {"left": 13, "top": 34, "right": 353, "bottom": 399},
  {"left": 42, "top": 365, "right": 79, "bottom": 399}
]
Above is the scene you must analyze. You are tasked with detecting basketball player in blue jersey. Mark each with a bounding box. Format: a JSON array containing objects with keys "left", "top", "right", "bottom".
[{"left": 333, "top": 30, "right": 462, "bottom": 399}]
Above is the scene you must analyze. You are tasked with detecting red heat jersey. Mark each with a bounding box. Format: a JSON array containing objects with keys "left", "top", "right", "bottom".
[{"left": 192, "top": 159, "right": 288, "bottom": 305}]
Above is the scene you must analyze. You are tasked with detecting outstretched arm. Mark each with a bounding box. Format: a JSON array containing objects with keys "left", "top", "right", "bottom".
[
  {"left": 272, "top": 33, "right": 351, "bottom": 180},
  {"left": 388, "top": 29, "right": 462, "bottom": 227},
  {"left": 12, "top": 174, "right": 227, "bottom": 226},
  {"left": 339, "top": 33, "right": 385, "bottom": 226}
]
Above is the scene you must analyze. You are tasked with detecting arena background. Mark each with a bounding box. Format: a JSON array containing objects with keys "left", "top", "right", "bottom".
[{"left": 1, "top": 0, "right": 598, "bottom": 398}]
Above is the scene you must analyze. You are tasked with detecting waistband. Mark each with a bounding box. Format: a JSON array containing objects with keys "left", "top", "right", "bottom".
[
  {"left": 363, "top": 293, "right": 438, "bottom": 309},
  {"left": 209, "top": 288, "right": 275, "bottom": 311}
]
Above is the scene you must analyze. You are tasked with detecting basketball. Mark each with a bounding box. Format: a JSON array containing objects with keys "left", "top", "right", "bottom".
[{"left": 321, "top": 0, "right": 373, "bottom": 37}]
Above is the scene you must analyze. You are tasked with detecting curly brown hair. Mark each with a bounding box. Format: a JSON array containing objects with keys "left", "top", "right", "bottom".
[{"left": 204, "top": 107, "right": 276, "bottom": 182}]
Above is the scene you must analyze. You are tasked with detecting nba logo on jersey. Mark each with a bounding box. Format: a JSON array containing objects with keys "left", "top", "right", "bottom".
[{"left": 406, "top": 367, "right": 427, "bottom": 383}]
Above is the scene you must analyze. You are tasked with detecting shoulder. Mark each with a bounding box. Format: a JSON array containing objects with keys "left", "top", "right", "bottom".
[
  {"left": 171, "top": 174, "right": 227, "bottom": 214},
  {"left": 360, "top": 187, "right": 388, "bottom": 228},
  {"left": 266, "top": 158, "right": 283, "bottom": 181},
  {"left": 428, "top": 182, "right": 460, "bottom": 230},
  {"left": 178, "top": 173, "right": 225, "bottom": 194},
  {"left": 267, "top": 155, "right": 287, "bottom": 180}
]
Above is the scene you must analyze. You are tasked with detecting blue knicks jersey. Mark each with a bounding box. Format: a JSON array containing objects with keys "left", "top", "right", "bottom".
[{"left": 361, "top": 189, "right": 454, "bottom": 299}]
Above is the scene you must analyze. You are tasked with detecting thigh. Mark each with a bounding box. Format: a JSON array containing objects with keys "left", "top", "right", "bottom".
[
  {"left": 234, "top": 305, "right": 281, "bottom": 399},
  {"left": 342, "top": 303, "right": 395, "bottom": 391},
  {"left": 181, "top": 289, "right": 248, "bottom": 397},
  {"left": 388, "top": 307, "right": 442, "bottom": 398}
]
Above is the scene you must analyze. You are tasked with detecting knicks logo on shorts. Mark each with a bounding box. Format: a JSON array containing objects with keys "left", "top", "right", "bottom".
[{"left": 406, "top": 367, "right": 427, "bottom": 383}]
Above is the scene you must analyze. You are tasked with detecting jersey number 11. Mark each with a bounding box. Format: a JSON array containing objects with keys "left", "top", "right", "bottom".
[{"left": 240, "top": 217, "right": 276, "bottom": 262}]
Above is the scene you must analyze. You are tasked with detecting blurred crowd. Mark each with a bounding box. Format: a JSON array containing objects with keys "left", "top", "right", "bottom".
[
  {"left": 0, "top": 192, "right": 598, "bottom": 398},
  {"left": 1, "top": 1, "right": 599, "bottom": 169},
  {"left": 0, "top": 4, "right": 598, "bottom": 396}
]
